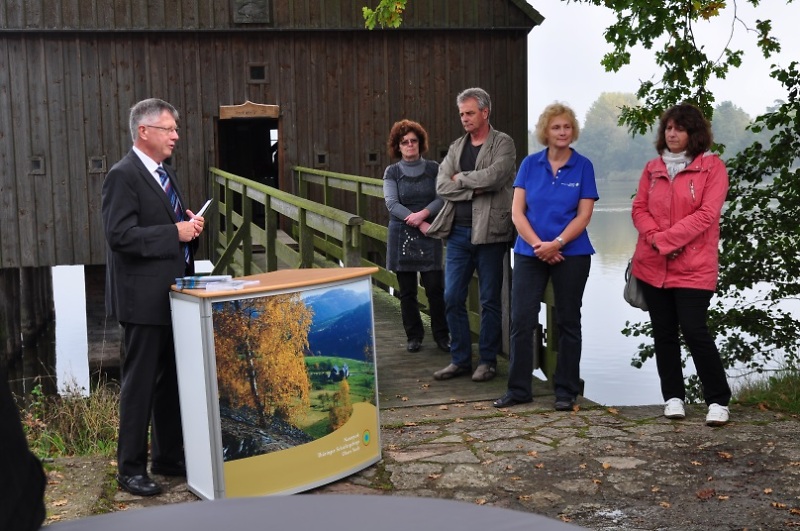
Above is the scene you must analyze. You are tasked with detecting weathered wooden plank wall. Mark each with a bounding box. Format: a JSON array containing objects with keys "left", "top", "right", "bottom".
[{"left": 0, "top": 0, "right": 541, "bottom": 269}]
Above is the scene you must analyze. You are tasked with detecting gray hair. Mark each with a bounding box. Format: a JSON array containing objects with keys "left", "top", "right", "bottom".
[
  {"left": 456, "top": 87, "right": 491, "bottom": 114},
  {"left": 129, "top": 98, "right": 179, "bottom": 142}
]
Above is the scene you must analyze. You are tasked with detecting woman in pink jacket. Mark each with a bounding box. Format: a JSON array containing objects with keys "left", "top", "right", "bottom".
[{"left": 631, "top": 103, "right": 731, "bottom": 427}]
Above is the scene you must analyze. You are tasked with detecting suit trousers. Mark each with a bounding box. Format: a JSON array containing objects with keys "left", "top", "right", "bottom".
[{"left": 117, "top": 322, "right": 184, "bottom": 476}]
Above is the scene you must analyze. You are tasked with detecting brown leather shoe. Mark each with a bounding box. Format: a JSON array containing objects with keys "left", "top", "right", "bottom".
[
  {"left": 471, "top": 364, "right": 496, "bottom": 382},
  {"left": 433, "top": 363, "right": 471, "bottom": 381}
]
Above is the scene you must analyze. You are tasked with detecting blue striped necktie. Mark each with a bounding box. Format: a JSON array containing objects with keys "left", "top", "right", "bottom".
[{"left": 156, "top": 166, "right": 191, "bottom": 265}]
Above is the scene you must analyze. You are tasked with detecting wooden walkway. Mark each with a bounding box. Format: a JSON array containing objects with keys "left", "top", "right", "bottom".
[{"left": 371, "top": 287, "right": 557, "bottom": 410}]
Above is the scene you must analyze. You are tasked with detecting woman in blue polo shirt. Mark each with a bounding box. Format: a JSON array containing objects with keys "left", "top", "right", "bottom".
[{"left": 493, "top": 102, "right": 598, "bottom": 411}]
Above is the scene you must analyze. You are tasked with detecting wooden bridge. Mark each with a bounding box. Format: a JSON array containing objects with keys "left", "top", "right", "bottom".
[{"left": 206, "top": 166, "right": 560, "bottom": 389}]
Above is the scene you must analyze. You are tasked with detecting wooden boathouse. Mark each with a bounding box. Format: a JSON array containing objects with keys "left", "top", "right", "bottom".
[{"left": 0, "top": 0, "right": 543, "bottom": 361}]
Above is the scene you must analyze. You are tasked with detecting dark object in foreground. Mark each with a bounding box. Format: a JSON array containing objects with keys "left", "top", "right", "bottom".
[
  {"left": 0, "top": 368, "right": 46, "bottom": 531},
  {"left": 45, "top": 494, "right": 585, "bottom": 531}
]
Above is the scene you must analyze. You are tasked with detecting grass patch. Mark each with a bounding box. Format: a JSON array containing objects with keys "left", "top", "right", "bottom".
[
  {"left": 733, "top": 369, "right": 800, "bottom": 415},
  {"left": 21, "top": 380, "right": 120, "bottom": 459}
]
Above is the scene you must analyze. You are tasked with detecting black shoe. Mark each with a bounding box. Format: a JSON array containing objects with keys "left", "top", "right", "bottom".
[
  {"left": 117, "top": 474, "right": 162, "bottom": 496},
  {"left": 406, "top": 339, "right": 422, "bottom": 352},
  {"left": 493, "top": 393, "right": 533, "bottom": 408},
  {"left": 151, "top": 460, "right": 186, "bottom": 477},
  {"left": 435, "top": 338, "right": 451, "bottom": 353},
  {"left": 554, "top": 398, "right": 576, "bottom": 411}
]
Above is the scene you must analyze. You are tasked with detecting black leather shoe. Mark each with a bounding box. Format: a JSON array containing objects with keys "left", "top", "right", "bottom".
[
  {"left": 406, "top": 339, "right": 422, "bottom": 352},
  {"left": 493, "top": 393, "right": 533, "bottom": 408},
  {"left": 435, "top": 338, "right": 451, "bottom": 353},
  {"left": 117, "top": 474, "right": 162, "bottom": 496},
  {"left": 151, "top": 460, "right": 186, "bottom": 477},
  {"left": 554, "top": 398, "right": 576, "bottom": 411}
]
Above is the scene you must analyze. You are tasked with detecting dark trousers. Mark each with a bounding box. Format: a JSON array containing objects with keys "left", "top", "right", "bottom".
[
  {"left": 641, "top": 283, "right": 731, "bottom": 406},
  {"left": 117, "top": 323, "right": 184, "bottom": 476},
  {"left": 0, "top": 368, "right": 46, "bottom": 531},
  {"left": 396, "top": 270, "right": 449, "bottom": 343},
  {"left": 506, "top": 253, "right": 590, "bottom": 401}
]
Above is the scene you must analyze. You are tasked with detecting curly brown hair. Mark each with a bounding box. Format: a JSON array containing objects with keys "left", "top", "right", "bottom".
[
  {"left": 386, "top": 119, "right": 429, "bottom": 159},
  {"left": 655, "top": 103, "right": 713, "bottom": 159}
]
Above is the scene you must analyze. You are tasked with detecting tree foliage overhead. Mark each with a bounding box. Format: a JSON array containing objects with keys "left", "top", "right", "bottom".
[
  {"left": 575, "top": 0, "right": 785, "bottom": 134},
  {"left": 213, "top": 294, "right": 313, "bottom": 426}
]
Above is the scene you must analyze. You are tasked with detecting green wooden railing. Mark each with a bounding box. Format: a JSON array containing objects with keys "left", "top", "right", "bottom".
[
  {"left": 208, "top": 168, "right": 363, "bottom": 276},
  {"left": 206, "top": 165, "right": 559, "bottom": 385}
]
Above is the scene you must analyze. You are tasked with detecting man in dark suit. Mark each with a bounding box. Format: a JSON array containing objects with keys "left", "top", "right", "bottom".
[{"left": 102, "top": 98, "right": 205, "bottom": 496}]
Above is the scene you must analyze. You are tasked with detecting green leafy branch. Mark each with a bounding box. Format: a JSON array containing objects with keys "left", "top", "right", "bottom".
[{"left": 363, "top": 0, "right": 407, "bottom": 29}]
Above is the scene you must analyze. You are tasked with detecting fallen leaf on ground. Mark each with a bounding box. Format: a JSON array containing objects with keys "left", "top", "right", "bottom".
[{"left": 697, "top": 488, "right": 716, "bottom": 500}]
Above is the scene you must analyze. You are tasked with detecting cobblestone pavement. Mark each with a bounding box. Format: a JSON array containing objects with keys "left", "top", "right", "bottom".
[{"left": 313, "top": 400, "right": 800, "bottom": 530}]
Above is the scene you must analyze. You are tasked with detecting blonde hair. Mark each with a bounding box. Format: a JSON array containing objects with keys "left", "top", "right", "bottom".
[{"left": 535, "top": 103, "right": 579, "bottom": 146}]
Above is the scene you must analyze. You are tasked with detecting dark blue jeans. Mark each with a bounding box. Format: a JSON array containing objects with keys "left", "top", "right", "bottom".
[
  {"left": 640, "top": 282, "right": 731, "bottom": 406},
  {"left": 506, "top": 253, "right": 591, "bottom": 401},
  {"left": 443, "top": 225, "right": 508, "bottom": 368}
]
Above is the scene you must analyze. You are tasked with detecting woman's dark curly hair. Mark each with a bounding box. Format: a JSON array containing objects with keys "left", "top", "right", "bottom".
[
  {"left": 655, "top": 103, "right": 713, "bottom": 159},
  {"left": 386, "top": 119, "right": 429, "bottom": 159}
]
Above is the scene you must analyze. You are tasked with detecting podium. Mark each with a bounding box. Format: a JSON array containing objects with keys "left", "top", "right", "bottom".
[{"left": 169, "top": 267, "right": 381, "bottom": 500}]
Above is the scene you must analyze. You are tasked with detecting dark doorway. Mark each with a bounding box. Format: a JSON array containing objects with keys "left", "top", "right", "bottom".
[{"left": 217, "top": 118, "right": 279, "bottom": 189}]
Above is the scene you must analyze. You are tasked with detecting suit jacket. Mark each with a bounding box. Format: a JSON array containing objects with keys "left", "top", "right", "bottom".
[{"left": 102, "top": 150, "right": 197, "bottom": 325}]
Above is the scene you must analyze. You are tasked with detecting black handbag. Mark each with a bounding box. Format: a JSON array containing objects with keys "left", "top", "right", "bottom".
[{"left": 624, "top": 259, "right": 649, "bottom": 311}]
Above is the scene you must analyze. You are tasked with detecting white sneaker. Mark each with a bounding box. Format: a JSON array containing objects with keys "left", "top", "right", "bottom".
[
  {"left": 706, "top": 404, "right": 730, "bottom": 426},
  {"left": 664, "top": 398, "right": 686, "bottom": 419}
]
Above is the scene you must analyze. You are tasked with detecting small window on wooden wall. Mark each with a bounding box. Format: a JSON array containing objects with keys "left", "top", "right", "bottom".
[
  {"left": 88, "top": 156, "right": 107, "bottom": 174},
  {"left": 315, "top": 151, "right": 328, "bottom": 169},
  {"left": 248, "top": 63, "right": 268, "bottom": 84},
  {"left": 29, "top": 156, "right": 45, "bottom": 175},
  {"left": 366, "top": 150, "right": 379, "bottom": 167}
]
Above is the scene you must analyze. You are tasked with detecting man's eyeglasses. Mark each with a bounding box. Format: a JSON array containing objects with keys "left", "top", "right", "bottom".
[
  {"left": 400, "top": 138, "right": 419, "bottom": 146},
  {"left": 144, "top": 124, "right": 179, "bottom": 134}
]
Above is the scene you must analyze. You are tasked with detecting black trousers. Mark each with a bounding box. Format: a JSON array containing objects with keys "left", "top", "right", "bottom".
[
  {"left": 117, "top": 322, "right": 184, "bottom": 476},
  {"left": 0, "top": 367, "right": 46, "bottom": 531},
  {"left": 641, "top": 283, "right": 731, "bottom": 406},
  {"left": 396, "top": 270, "right": 449, "bottom": 343}
]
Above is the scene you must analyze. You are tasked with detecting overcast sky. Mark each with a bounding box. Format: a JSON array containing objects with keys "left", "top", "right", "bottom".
[{"left": 526, "top": 1, "right": 799, "bottom": 128}]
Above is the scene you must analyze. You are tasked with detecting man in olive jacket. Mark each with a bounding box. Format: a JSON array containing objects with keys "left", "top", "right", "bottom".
[{"left": 427, "top": 87, "right": 516, "bottom": 383}]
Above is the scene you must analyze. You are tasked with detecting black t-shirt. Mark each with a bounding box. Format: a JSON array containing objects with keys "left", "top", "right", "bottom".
[{"left": 453, "top": 143, "right": 482, "bottom": 227}]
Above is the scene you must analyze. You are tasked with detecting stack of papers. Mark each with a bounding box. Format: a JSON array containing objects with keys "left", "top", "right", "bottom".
[
  {"left": 204, "top": 279, "right": 260, "bottom": 291},
  {"left": 175, "top": 275, "right": 233, "bottom": 289}
]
